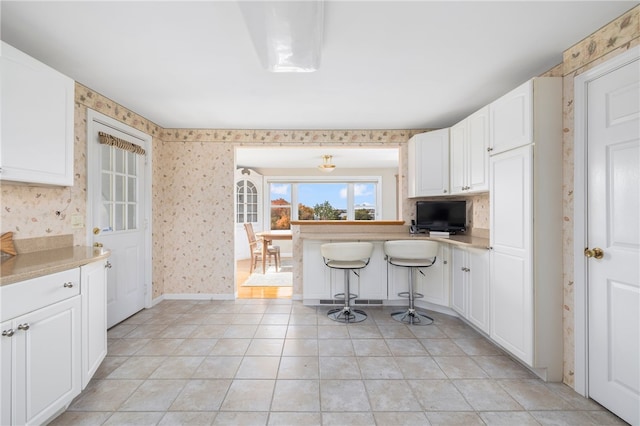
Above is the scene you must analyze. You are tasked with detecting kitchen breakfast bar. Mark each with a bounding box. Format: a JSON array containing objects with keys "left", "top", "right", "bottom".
[{"left": 289, "top": 221, "right": 489, "bottom": 313}]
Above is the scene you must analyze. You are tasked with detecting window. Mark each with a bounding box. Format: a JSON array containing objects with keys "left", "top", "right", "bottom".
[
  {"left": 270, "top": 183, "right": 291, "bottom": 230},
  {"left": 101, "top": 145, "right": 138, "bottom": 231},
  {"left": 236, "top": 179, "right": 258, "bottom": 223},
  {"left": 268, "top": 178, "right": 380, "bottom": 230}
]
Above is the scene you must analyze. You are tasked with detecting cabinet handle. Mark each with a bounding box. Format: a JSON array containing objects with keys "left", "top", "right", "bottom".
[
  {"left": 63, "top": 282, "right": 74, "bottom": 288},
  {"left": 2, "top": 329, "right": 14, "bottom": 337},
  {"left": 443, "top": 189, "right": 447, "bottom": 193},
  {"left": 487, "top": 147, "right": 493, "bottom": 152},
  {"left": 105, "top": 261, "right": 112, "bottom": 269},
  {"left": 17, "top": 323, "right": 30, "bottom": 331}
]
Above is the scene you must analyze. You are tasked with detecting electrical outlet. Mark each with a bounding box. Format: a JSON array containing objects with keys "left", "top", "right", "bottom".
[{"left": 71, "top": 214, "right": 84, "bottom": 229}]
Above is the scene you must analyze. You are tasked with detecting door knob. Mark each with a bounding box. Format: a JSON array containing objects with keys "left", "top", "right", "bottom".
[
  {"left": 584, "top": 247, "right": 604, "bottom": 259},
  {"left": 93, "top": 227, "right": 100, "bottom": 235}
]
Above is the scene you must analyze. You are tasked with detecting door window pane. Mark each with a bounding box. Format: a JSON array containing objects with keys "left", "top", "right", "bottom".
[
  {"left": 115, "top": 204, "right": 125, "bottom": 231},
  {"left": 115, "top": 149, "right": 125, "bottom": 173}
]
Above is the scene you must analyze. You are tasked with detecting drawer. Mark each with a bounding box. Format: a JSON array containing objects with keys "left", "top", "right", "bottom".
[{"left": 0, "top": 268, "right": 80, "bottom": 322}]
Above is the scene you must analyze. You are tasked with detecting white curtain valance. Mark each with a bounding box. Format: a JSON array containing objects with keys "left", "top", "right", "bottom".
[{"left": 98, "top": 131, "right": 146, "bottom": 155}]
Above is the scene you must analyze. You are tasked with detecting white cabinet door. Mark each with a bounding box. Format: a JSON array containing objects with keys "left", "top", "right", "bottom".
[
  {"left": 0, "top": 41, "right": 74, "bottom": 186},
  {"left": 467, "top": 248, "right": 489, "bottom": 333},
  {"left": 1, "top": 320, "right": 13, "bottom": 426},
  {"left": 489, "top": 80, "right": 533, "bottom": 155},
  {"left": 450, "top": 246, "right": 467, "bottom": 315},
  {"left": 450, "top": 106, "right": 489, "bottom": 195},
  {"left": 467, "top": 106, "right": 490, "bottom": 192},
  {"left": 81, "top": 260, "right": 108, "bottom": 389},
  {"left": 451, "top": 246, "right": 489, "bottom": 334},
  {"left": 358, "top": 242, "right": 387, "bottom": 300},
  {"left": 14, "top": 296, "right": 81, "bottom": 426},
  {"left": 449, "top": 122, "right": 467, "bottom": 195},
  {"left": 303, "top": 240, "right": 332, "bottom": 300},
  {"left": 489, "top": 146, "right": 533, "bottom": 364},
  {"left": 408, "top": 129, "right": 450, "bottom": 197}
]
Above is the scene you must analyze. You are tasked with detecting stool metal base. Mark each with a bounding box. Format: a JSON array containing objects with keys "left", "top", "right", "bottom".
[
  {"left": 391, "top": 308, "right": 433, "bottom": 326},
  {"left": 327, "top": 307, "right": 367, "bottom": 323}
]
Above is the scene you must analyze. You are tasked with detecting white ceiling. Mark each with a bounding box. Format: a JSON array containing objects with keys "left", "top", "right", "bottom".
[
  {"left": 236, "top": 147, "right": 400, "bottom": 169},
  {"left": 1, "top": 1, "right": 635, "bottom": 132}
]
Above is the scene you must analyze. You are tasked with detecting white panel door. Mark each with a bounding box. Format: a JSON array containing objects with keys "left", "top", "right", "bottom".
[
  {"left": 489, "top": 146, "right": 532, "bottom": 364},
  {"left": 586, "top": 52, "right": 639, "bottom": 426},
  {"left": 88, "top": 111, "right": 150, "bottom": 328}
]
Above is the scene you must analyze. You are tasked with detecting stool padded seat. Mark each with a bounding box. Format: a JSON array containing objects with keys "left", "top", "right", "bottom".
[
  {"left": 321, "top": 242, "right": 374, "bottom": 264},
  {"left": 384, "top": 240, "right": 439, "bottom": 260}
]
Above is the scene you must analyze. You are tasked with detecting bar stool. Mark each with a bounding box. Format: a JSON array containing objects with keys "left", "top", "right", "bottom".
[
  {"left": 384, "top": 240, "right": 439, "bottom": 325},
  {"left": 321, "top": 242, "right": 374, "bottom": 323}
]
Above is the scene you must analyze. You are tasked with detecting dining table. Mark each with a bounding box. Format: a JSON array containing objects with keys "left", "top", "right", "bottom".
[{"left": 255, "top": 231, "right": 293, "bottom": 274}]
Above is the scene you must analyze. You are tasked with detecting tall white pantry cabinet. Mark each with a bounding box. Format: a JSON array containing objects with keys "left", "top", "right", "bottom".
[{"left": 489, "top": 77, "right": 563, "bottom": 381}]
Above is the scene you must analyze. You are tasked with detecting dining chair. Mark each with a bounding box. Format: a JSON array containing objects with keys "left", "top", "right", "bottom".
[{"left": 244, "top": 223, "right": 280, "bottom": 273}]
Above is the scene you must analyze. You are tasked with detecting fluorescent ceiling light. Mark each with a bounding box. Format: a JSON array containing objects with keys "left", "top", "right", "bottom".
[{"left": 239, "top": 1, "right": 324, "bottom": 72}]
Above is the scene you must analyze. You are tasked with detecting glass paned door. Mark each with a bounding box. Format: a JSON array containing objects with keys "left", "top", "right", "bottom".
[{"left": 100, "top": 144, "right": 138, "bottom": 232}]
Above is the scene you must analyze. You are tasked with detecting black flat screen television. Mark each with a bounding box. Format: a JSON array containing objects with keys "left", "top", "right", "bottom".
[{"left": 416, "top": 201, "right": 467, "bottom": 233}]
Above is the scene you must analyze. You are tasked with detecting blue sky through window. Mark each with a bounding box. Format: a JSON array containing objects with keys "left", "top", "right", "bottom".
[{"left": 271, "top": 182, "right": 375, "bottom": 210}]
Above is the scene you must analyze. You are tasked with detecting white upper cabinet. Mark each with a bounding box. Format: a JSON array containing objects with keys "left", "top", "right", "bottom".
[
  {"left": 0, "top": 41, "right": 75, "bottom": 186},
  {"left": 489, "top": 79, "right": 533, "bottom": 155},
  {"left": 450, "top": 106, "right": 489, "bottom": 194},
  {"left": 408, "top": 129, "right": 450, "bottom": 197}
]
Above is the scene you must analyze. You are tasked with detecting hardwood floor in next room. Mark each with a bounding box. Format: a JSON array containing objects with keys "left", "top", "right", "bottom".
[{"left": 236, "top": 258, "right": 293, "bottom": 299}]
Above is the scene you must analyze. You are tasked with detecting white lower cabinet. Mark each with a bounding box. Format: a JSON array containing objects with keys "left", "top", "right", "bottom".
[
  {"left": 1, "top": 296, "right": 81, "bottom": 426},
  {"left": 1, "top": 260, "right": 109, "bottom": 425},
  {"left": 387, "top": 244, "right": 450, "bottom": 307},
  {"left": 81, "top": 260, "right": 108, "bottom": 389},
  {"left": 451, "top": 246, "right": 489, "bottom": 333}
]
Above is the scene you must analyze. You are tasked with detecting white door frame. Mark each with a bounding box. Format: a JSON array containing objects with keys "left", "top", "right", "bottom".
[
  {"left": 86, "top": 109, "right": 153, "bottom": 309},
  {"left": 573, "top": 45, "right": 639, "bottom": 396}
]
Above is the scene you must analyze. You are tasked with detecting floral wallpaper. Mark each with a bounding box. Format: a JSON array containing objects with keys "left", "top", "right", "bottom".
[
  {"left": 158, "top": 130, "right": 420, "bottom": 297},
  {"left": 0, "top": 4, "right": 637, "bottom": 390}
]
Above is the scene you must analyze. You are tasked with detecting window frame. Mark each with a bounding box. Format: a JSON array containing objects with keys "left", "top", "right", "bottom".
[{"left": 264, "top": 175, "right": 383, "bottom": 229}]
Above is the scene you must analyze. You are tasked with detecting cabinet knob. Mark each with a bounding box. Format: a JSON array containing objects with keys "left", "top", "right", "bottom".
[
  {"left": 17, "top": 323, "right": 30, "bottom": 331},
  {"left": 63, "top": 282, "right": 74, "bottom": 288},
  {"left": 487, "top": 147, "right": 493, "bottom": 152},
  {"left": 105, "top": 261, "right": 112, "bottom": 269},
  {"left": 443, "top": 189, "right": 447, "bottom": 193},
  {"left": 2, "top": 329, "right": 14, "bottom": 337}
]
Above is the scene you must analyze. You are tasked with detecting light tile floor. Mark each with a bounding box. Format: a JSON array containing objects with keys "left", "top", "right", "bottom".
[{"left": 50, "top": 299, "right": 628, "bottom": 426}]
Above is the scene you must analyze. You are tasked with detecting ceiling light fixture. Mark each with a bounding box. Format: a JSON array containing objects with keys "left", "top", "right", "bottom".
[
  {"left": 238, "top": 1, "right": 324, "bottom": 73},
  {"left": 318, "top": 155, "right": 336, "bottom": 172}
]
